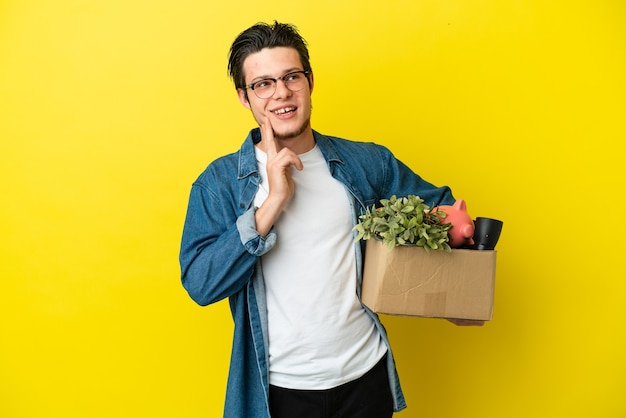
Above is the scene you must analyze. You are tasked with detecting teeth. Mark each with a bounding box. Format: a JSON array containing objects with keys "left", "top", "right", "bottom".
[{"left": 274, "top": 107, "right": 295, "bottom": 115}]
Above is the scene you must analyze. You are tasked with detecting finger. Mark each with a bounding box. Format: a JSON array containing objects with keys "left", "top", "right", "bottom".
[
  {"left": 448, "top": 319, "right": 485, "bottom": 326},
  {"left": 291, "top": 154, "right": 304, "bottom": 171},
  {"left": 271, "top": 148, "right": 303, "bottom": 172},
  {"left": 260, "top": 114, "right": 278, "bottom": 159}
]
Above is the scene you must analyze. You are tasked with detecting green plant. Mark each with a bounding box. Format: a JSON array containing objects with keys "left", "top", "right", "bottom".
[{"left": 353, "top": 195, "right": 452, "bottom": 252}]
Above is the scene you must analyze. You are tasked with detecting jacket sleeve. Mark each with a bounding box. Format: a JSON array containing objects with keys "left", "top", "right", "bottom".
[{"left": 179, "top": 179, "right": 276, "bottom": 306}]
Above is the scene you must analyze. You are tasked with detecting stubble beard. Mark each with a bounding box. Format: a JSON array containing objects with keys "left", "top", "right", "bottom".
[{"left": 273, "top": 117, "right": 311, "bottom": 141}]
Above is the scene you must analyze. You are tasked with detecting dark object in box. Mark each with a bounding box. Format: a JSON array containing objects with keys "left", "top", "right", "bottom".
[{"left": 361, "top": 239, "right": 497, "bottom": 320}]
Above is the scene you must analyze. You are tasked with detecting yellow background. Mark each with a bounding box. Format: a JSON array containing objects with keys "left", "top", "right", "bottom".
[{"left": 1, "top": 1, "right": 625, "bottom": 417}]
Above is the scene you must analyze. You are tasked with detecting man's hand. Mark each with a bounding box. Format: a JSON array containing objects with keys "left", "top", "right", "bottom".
[
  {"left": 254, "top": 115, "right": 303, "bottom": 237},
  {"left": 262, "top": 116, "right": 302, "bottom": 208},
  {"left": 447, "top": 319, "right": 485, "bottom": 326}
]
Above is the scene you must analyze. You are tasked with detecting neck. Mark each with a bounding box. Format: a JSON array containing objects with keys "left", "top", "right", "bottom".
[
  {"left": 259, "top": 126, "right": 315, "bottom": 155},
  {"left": 278, "top": 130, "right": 315, "bottom": 154}
]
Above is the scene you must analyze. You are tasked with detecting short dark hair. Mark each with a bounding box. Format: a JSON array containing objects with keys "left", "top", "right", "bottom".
[{"left": 228, "top": 21, "right": 312, "bottom": 90}]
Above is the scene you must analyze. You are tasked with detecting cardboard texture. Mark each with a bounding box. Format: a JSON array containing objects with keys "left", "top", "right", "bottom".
[{"left": 361, "top": 239, "right": 497, "bottom": 320}]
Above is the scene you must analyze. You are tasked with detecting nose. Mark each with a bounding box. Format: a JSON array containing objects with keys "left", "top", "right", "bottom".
[{"left": 273, "top": 79, "right": 292, "bottom": 99}]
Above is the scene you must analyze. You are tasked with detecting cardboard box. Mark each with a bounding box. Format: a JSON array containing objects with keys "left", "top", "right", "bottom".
[{"left": 361, "top": 239, "right": 496, "bottom": 320}]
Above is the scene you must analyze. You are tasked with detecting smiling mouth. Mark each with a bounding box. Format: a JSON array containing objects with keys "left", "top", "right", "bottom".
[{"left": 273, "top": 106, "right": 296, "bottom": 115}]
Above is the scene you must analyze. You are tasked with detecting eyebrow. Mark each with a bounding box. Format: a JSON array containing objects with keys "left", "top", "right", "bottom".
[{"left": 249, "top": 67, "right": 303, "bottom": 83}]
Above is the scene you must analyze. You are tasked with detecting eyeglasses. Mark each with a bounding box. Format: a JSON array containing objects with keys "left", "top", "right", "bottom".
[{"left": 245, "top": 70, "right": 311, "bottom": 99}]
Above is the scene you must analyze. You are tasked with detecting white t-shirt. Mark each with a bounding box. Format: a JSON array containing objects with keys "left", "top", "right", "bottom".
[{"left": 254, "top": 144, "right": 387, "bottom": 390}]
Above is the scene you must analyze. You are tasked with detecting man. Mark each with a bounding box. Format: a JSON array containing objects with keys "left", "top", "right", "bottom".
[{"left": 180, "top": 21, "right": 457, "bottom": 417}]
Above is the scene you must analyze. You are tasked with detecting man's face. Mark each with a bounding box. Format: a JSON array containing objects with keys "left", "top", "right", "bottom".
[{"left": 237, "top": 47, "right": 313, "bottom": 142}]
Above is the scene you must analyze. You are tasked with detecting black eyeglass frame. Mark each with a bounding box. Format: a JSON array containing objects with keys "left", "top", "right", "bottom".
[{"left": 244, "top": 70, "right": 312, "bottom": 98}]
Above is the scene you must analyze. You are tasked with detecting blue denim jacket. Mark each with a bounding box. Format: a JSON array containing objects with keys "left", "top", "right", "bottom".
[{"left": 179, "top": 128, "right": 455, "bottom": 417}]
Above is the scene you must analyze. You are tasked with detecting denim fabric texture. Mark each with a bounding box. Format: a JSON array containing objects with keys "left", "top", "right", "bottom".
[{"left": 179, "top": 128, "right": 455, "bottom": 418}]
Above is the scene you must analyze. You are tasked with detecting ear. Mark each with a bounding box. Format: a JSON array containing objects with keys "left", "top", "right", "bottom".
[
  {"left": 308, "top": 72, "right": 314, "bottom": 94},
  {"left": 237, "top": 88, "right": 251, "bottom": 110}
]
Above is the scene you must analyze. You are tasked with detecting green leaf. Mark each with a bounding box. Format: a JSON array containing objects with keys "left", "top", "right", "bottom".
[{"left": 352, "top": 194, "right": 451, "bottom": 251}]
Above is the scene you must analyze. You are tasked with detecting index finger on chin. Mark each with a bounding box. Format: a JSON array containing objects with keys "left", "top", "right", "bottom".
[{"left": 260, "top": 115, "right": 278, "bottom": 158}]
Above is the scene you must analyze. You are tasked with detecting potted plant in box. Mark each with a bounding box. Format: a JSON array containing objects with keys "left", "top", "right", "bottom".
[{"left": 353, "top": 195, "right": 453, "bottom": 252}]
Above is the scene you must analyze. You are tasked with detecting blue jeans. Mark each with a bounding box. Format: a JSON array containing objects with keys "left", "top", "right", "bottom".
[{"left": 269, "top": 355, "right": 394, "bottom": 418}]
